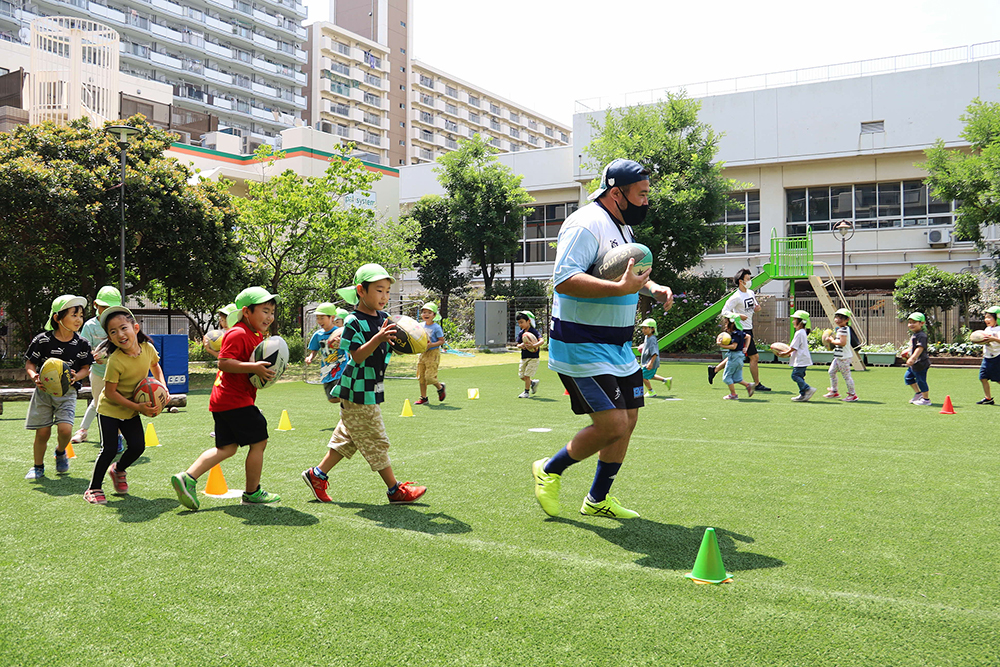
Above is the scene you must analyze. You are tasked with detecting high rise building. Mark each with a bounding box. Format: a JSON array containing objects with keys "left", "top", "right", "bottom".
[{"left": 0, "top": 0, "right": 309, "bottom": 150}]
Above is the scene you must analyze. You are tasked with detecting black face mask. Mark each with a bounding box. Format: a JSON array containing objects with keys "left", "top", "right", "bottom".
[{"left": 615, "top": 188, "right": 648, "bottom": 225}]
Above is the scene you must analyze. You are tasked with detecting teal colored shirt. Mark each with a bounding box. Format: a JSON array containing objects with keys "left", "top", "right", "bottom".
[{"left": 80, "top": 317, "right": 108, "bottom": 378}]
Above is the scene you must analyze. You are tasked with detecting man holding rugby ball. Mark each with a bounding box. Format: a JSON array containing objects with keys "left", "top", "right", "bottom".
[{"left": 532, "top": 158, "right": 673, "bottom": 519}]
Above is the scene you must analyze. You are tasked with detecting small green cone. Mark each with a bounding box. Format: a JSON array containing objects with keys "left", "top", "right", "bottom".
[{"left": 685, "top": 527, "right": 733, "bottom": 584}]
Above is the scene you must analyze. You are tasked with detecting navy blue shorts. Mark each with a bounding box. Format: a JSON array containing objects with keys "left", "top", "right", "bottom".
[
  {"left": 980, "top": 356, "right": 1000, "bottom": 383},
  {"left": 558, "top": 370, "right": 644, "bottom": 415},
  {"left": 212, "top": 405, "right": 268, "bottom": 448}
]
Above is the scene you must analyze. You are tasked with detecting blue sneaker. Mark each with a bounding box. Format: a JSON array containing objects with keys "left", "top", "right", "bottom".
[
  {"left": 25, "top": 465, "right": 44, "bottom": 480},
  {"left": 55, "top": 451, "right": 69, "bottom": 474},
  {"left": 117, "top": 434, "right": 124, "bottom": 454}
]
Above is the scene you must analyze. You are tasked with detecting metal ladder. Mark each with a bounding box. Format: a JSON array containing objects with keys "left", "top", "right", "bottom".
[{"left": 808, "top": 261, "right": 867, "bottom": 372}]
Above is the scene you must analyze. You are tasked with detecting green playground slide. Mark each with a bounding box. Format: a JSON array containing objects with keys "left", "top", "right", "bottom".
[{"left": 648, "top": 263, "right": 774, "bottom": 352}]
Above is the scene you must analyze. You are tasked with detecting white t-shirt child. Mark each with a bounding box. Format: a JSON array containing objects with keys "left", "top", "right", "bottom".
[{"left": 790, "top": 328, "right": 813, "bottom": 367}]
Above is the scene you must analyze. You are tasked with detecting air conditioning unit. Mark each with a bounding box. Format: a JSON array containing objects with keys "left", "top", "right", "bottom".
[{"left": 927, "top": 228, "right": 952, "bottom": 246}]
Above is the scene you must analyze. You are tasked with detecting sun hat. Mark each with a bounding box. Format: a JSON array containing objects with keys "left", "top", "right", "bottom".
[
  {"left": 516, "top": 310, "right": 536, "bottom": 328},
  {"left": 588, "top": 158, "right": 650, "bottom": 201},
  {"left": 834, "top": 308, "right": 853, "bottom": 322},
  {"left": 907, "top": 312, "right": 926, "bottom": 322},
  {"left": 335, "top": 307, "right": 350, "bottom": 320},
  {"left": 315, "top": 302, "right": 338, "bottom": 316},
  {"left": 421, "top": 302, "right": 442, "bottom": 322},
  {"left": 231, "top": 287, "right": 280, "bottom": 324},
  {"left": 726, "top": 312, "right": 744, "bottom": 331},
  {"left": 985, "top": 306, "right": 1000, "bottom": 318},
  {"left": 336, "top": 264, "right": 395, "bottom": 305},
  {"left": 94, "top": 286, "right": 122, "bottom": 308},
  {"left": 98, "top": 305, "right": 134, "bottom": 332},
  {"left": 791, "top": 309, "right": 811, "bottom": 328},
  {"left": 46, "top": 294, "right": 87, "bottom": 331},
  {"left": 640, "top": 318, "right": 658, "bottom": 333}
]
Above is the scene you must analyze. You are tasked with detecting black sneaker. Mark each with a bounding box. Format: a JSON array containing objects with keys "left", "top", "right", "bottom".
[
  {"left": 755, "top": 383, "right": 772, "bottom": 392},
  {"left": 977, "top": 397, "right": 994, "bottom": 405},
  {"left": 707, "top": 365, "right": 716, "bottom": 385}
]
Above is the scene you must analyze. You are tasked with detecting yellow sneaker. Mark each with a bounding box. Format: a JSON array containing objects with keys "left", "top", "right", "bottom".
[
  {"left": 532, "top": 458, "right": 560, "bottom": 517},
  {"left": 580, "top": 495, "right": 640, "bottom": 519}
]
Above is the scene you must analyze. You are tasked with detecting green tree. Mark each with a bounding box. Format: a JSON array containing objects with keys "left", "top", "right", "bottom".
[
  {"left": 893, "top": 265, "right": 980, "bottom": 341},
  {"left": 0, "top": 116, "right": 243, "bottom": 347},
  {"left": 405, "top": 194, "right": 471, "bottom": 318},
  {"left": 584, "top": 94, "right": 746, "bottom": 286},
  {"left": 435, "top": 134, "right": 534, "bottom": 298},
  {"left": 235, "top": 145, "right": 423, "bottom": 333},
  {"left": 923, "top": 97, "right": 1000, "bottom": 275}
]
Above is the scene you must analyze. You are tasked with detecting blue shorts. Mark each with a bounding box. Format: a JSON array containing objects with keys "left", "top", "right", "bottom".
[
  {"left": 904, "top": 366, "right": 929, "bottom": 393},
  {"left": 641, "top": 366, "right": 658, "bottom": 380},
  {"left": 722, "top": 358, "right": 744, "bottom": 385},
  {"left": 980, "top": 356, "right": 1000, "bottom": 383}
]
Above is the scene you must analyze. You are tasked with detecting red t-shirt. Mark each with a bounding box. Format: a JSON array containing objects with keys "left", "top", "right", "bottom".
[{"left": 209, "top": 321, "right": 263, "bottom": 412}]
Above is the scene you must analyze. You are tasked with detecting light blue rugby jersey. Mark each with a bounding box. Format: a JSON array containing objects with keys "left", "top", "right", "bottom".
[{"left": 548, "top": 201, "right": 640, "bottom": 378}]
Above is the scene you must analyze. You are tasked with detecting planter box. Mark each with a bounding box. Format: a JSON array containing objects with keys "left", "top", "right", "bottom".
[
  {"left": 756, "top": 351, "right": 776, "bottom": 363},
  {"left": 810, "top": 351, "right": 834, "bottom": 365},
  {"left": 865, "top": 353, "right": 897, "bottom": 367}
]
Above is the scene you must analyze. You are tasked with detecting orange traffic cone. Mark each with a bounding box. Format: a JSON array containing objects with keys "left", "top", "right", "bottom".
[
  {"left": 204, "top": 464, "right": 229, "bottom": 496},
  {"left": 940, "top": 395, "right": 956, "bottom": 415},
  {"left": 65, "top": 442, "right": 76, "bottom": 459}
]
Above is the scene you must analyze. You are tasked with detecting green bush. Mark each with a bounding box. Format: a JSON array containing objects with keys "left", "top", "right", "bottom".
[
  {"left": 188, "top": 332, "right": 305, "bottom": 364},
  {"left": 441, "top": 317, "right": 475, "bottom": 348},
  {"left": 188, "top": 339, "right": 214, "bottom": 363}
]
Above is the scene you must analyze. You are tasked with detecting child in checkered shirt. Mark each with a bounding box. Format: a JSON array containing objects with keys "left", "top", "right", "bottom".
[{"left": 301, "top": 264, "right": 427, "bottom": 505}]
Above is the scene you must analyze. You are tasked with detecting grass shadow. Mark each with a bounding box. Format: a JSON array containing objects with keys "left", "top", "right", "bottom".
[
  {"left": 528, "top": 397, "right": 559, "bottom": 403},
  {"left": 551, "top": 517, "right": 784, "bottom": 572},
  {"left": 107, "top": 494, "right": 182, "bottom": 523},
  {"left": 426, "top": 404, "right": 462, "bottom": 411},
  {"left": 221, "top": 504, "right": 320, "bottom": 526},
  {"left": 333, "top": 501, "right": 472, "bottom": 535},
  {"left": 30, "top": 474, "right": 90, "bottom": 497}
]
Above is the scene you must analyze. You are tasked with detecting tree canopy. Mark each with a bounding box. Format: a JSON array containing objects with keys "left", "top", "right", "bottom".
[
  {"left": 0, "top": 116, "right": 243, "bottom": 346},
  {"left": 435, "top": 134, "right": 534, "bottom": 297},
  {"left": 584, "top": 93, "right": 745, "bottom": 286},
  {"left": 405, "top": 194, "right": 471, "bottom": 318},
  {"left": 893, "top": 264, "right": 979, "bottom": 340}
]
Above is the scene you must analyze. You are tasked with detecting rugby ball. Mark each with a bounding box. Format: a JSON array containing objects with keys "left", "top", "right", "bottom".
[
  {"left": 822, "top": 328, "right": 835, "bottom": 350},
  {"left": 388, "top": 315, "right": 429, "bottom": 355},
  {"left": 250, "top": 336, "right": 289, "bottom": 389},
  {"left": 204, "top": 329, "right": 224, "bottom": 351},
  {"left": 133, "top": 377, "right": 169, "bottom": 414},
  {"left": 589, "top": 242, "right": 653, "bottom": 281},
  {"left": 717, "top": 332, "right": 732, "bottom": 346},
  {"left": 770, "top": 342, "right": 792, "bottom": 357},
  {"left": 970, "top": 330, "right": 987, "bottom": 343},
  {"left": 38, "top": 357, "right": 72, "bottom": 397},
  {"left": 521, "top": 331, "right": 539, "bottom": 350}
]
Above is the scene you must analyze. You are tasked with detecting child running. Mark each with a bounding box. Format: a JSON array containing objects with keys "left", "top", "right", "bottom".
[
  {"left": 24, "top": 295, "right": 93, "bottom": 479},
  {"left": 824, "top": 308, "right": 858, "bottom": 402},
  {"left": 515, "top": 310, "right": 542, "bottom": 398},
  {"left": 903, "top": 312, "right": 932, "bottom": 406},
  {"left": 977, "top": 306, "right": 1000, "bottom": 405},
  {"left": 301, "top": 264, "right": 426, "bottom": 504},
  {"left": 170, "top": 287, "right": 281, "bottom": 510},
  {"left": 414, "top": 301, "right": 446, "bottom": 405},
  {"left": 719, "top": 313, "right": 754, "bottom": 399},
  {"left": 84, "top": 306, "right": 166, "bottom": 504},
  {"left": 638, "top": 318, "right": 669, "bottom": 396},
  {"left": 788, "top": 310, "right": 816, "bottom": 401},
  {"left": 305, "top": 302, "right": 344, "bottom": 404},
  {"left": 73, "top": 286, "right": 122, "bottom": 445}
]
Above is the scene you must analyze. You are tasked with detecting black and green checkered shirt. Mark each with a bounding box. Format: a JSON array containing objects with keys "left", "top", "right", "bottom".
[{"left": 332, "top": 310, "right": 391, "bottom": 405}]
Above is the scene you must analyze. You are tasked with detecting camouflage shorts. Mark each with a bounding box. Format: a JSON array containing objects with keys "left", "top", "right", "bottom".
[
  {"left": 417, "top": 348, "right": 440, "bottom": 385},
  {"left": 327, "top": 401, "right": 391, "bottom": 471}
]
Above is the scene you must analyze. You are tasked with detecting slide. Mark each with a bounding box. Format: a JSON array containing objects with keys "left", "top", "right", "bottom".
[{"left": 649, "top": 263, "right": 774, "bottom": 352}]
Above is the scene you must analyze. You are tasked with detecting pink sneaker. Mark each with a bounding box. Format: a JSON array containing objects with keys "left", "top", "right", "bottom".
[
  {"left": 107, "top": 463, "right": 128, "bottom": 494},
  {"left": 823, "top": 391, "right": 839, "bottom": 398},
  {"left": 83, "top": 488, "right": 107, "bottom": 505},
  {"left": 723, "top": 394, "right": 739, "bottom": 400},
  {"left": 842, "top": 394, "right": 859, "bottom": 402}
]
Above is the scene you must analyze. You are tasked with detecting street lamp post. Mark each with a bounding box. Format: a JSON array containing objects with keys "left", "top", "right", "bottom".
[
  {"left": 104, "top": 125, "right": 140, "bottom": 297},
  {"left": 833, "top": 219, "right": 855, "bottom": 294}
]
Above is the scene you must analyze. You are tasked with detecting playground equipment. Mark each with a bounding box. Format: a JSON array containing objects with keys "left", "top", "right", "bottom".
[{"left": 652, "top": 230, "right": 866, "bottom": 372}]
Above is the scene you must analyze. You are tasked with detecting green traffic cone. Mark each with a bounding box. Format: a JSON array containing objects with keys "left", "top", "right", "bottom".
[{"left": 685, "top": 527, "right": 733, "bottom": 584}]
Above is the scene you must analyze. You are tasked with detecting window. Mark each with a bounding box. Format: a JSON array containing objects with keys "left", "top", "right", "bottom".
[
  {"left": 490, "top": 103, "right": 500, "bottom": 115},
  {"left": 400, "top": 47, "right": 405, "bottom": 54},
  {"left": 419, "top": 74, "right": 433, "bottom": 88},
  {"left": 445, "top": 84, "right": 458, "bottom": 98},
  {"left": 420, "top": 93, "right": 433, "bottom": 106},
  {"left": 399, "top": 140, "right": 406, "bottom": 146},
  {"left": 510, "top": 112, "right": 519, "bottom": 123},
  {"left": 707, "top": 191, "right": 761, "bottom": 255},
  {"left": 363, "top": 91, "right": 381, "bottom": 107},
  {"left": 560, "top": 132, "right": 569, "bottom": 142},
  {"left": 335, "top": 41, "right": 350, "bottom": 55},
  {"left": 490, "top": 119, "right": 501, "bottom": 131},
  {"left": 330, "top": 61, "right": 350, "bottom": 75},
  {"left": 399, "top": 121, "right": 406, "bottom": 128},
  {"left": 518, "top": 201, "right": 578, "bottom": 263},
  {"left": 469, "top": 112, "right": 480, "bottom": 124},
  {"left": 420, "top": 148, "right": 433, "bottom": 160},
  {"left": 419, "top": 111, "right": 433, "bottom": 124},
  {"left": 446, "top": 138, "right": 458, "bottom": 149},
  {"left": 510, "top": 144, "right": 520, "bottom": 152},
  {"left": 445, "top": 102, "right": 458, "bottom": 116},
  {"left": 364, "top": 72, "right": 382, "bottom": 87},
  {"left": 400, "top": 66, "right": 406, "bottom": 73},
  {"left": 445, "top": 120, "right": 457, "bottom": 132},
  {"left": 364, "top": 111, "right": 381, "bottom": 126},
  {"left": 399, "top": 85, "right": 406, "bottom": 91},
  {"left": 329, "top": 101, "right": 349, "bottom": 116},
  {"left": 421, "top": 129, "right": 433, "bottom": 142},
  {"left": 509, "top": 128, "right": 519, "bottom": 138},
  {"left": 468, "top": 95, "right": 480, "bottom": 108},
  {"left": 529, "top": 135, "right": 538, "bottom": 145},
  {"left": 400, "top": 20, "right": 406, "bottom": 27}
]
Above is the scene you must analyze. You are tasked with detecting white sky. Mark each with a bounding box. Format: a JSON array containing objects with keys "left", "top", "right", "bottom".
[{"left": 305, "top": 0, "right": 1000, "bottom": 125}]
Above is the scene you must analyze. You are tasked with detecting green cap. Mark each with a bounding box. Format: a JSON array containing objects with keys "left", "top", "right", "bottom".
[
  {"left": 726, "top": 312, "right": 744, "bottom": 331},
  {"left": 232, "top": 287, "right": 280, "bottom": 324},
  {"left": 336, "top": 264, "right": 395, "bottom": 305},
  {"left": 908, "top": 312, "right": 926, "bottom": 323},
  {"left": 94, "top": 286, "right": 122, "bottom": 308},
  {"left": 421, "top": 302, "right": 441, "bottom": 322},
  {"left": 46, "top": 294, "right": 87, "bottom": 331},
  {"left": 791, "top": 309, "right": 811, "bottom": 328},
  {"left": 335, "top": 308, "right": 350, "bottom": 320},
  {"left": 98, "top": 305, "right": 134, "bottom": 332},
  {"left": 834, "top": 308, "right": 853, "bottom": 322},
  {"left": 315, "top": 302, "right": 338, "bottom": 316},
  {"left": 985, "top": 306, "right": 1000, "bottom": 318},
  {"left": 220, "top": 303, "right": 239, "bottom": 318},
  {"left": 516, "top": 310, "right": 536, "bottom": 328},
  {"left": 640, "top": 318, "right": 657, "bottom": 333}
]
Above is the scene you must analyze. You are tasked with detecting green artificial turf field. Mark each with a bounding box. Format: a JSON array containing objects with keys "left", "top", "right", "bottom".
[{"left": 1, "top": 356, "right": 998, "bottom": 666}]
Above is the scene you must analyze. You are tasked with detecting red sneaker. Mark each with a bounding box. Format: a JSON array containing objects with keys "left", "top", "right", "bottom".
[
  {"left": 437, "top": 383, "right": 446, "bottom": 401},
  {"left": 83, "top": 488, "right": 107, "bottom": 505},
  {"left": 388, "top": 481, "right": 427, "bottom": 504},
  {"left": 301, "top": 468, "right": 332, "bottom": 502},
  {"left": 414, "top": 397, "right": 429, "bottom": 405},
  {"left": 108, "top": 463, "right": 128, "bottom": 494}
]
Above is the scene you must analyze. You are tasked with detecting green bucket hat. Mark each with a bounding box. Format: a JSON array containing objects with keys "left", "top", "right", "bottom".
[
  {"left": 791, "top": 309, "right": 811, "bottom": 328},
  {"left": 335, "top": 308, "right": 349, "bottom": 320},
  {"left": 640, "top": 318, "right": 658, "bottom": 333},
  {"left": 98, "top": 305, "right": 134, "bottom": 332},
  {"left": 421, "top": 302, "right": 441, "bottom": 323},
  {"left": 46, "top": 294, "right": 88, "bottom": 331},
  {"left": 834, "top": 308, "right": 853, "bottom": 322},
  {"left": 726, "top": 312, "right": 744, "bottom": 331},
  {"left": 231, "top": 287, "right": 280, "bottom": 324},
  {"left": 94, "top": 286, "right": 122, "bottom": 308},
  {"left": 336, "top": 264, "right": 395, "bottom": 306},
  {"left": 907, "top": 312, "right": 926, "bottom": 323},
  {"left": 516, "top": 310, "right": 536, "bottom": 328},
  {"left": 985, "top": 306, "right": 1000, "bottom": 318},
  {"left": 315, "top": 302, "right": 338, "bottom": 317},
  {"left": 219, "top": 303, "right": 239, "bottom": 320}
]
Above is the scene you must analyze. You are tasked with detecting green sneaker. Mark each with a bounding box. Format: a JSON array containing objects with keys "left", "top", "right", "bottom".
[
  {"left": 242, "top": 488, "right": 281, "bottom": 505},
  {"left": 532, "top": 458, "right": 561, "bottom": 517},
  {"left": 170, "top": 472, "right": 200, "bottom": 511},
  {"left": 580, "top": 495, "right": 640, "bottom": 519}
]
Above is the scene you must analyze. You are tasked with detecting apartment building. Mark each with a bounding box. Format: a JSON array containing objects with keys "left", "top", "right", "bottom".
[
  {"left": 408, "top": 60, "right": 571, "bottom": 165},
  {"left": 306, "top": 21, "right": 390, "bottom": 164},
  {"left": 0, "top": 0, "right": 308, "bottom": 149}
]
